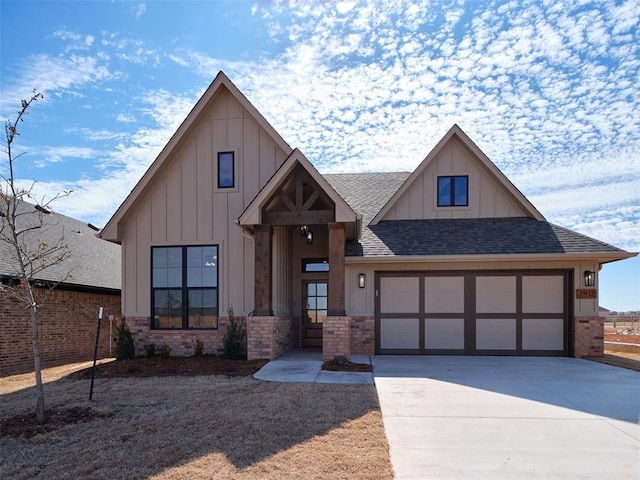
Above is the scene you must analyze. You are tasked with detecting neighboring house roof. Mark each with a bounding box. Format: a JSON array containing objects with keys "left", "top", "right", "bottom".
[
  {"left": 0, "top": 201, "right": 121, "bottom": 291},
  {"left": 371, "top": 124, "right": 545, "bottom": 224},
  {"left": 100, "top": 71, "right": 292, "bottom": 242}
]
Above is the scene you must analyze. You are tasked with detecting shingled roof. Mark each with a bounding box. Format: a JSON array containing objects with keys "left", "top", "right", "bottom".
[
  {"left": 326, "top": 172, "right": 629, "bottom": 258},
  {"left": 0, "top": 201, "right": 121, "bottom": 291}
]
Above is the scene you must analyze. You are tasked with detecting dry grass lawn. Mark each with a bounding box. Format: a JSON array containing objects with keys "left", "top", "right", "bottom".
[{"left": 0, "top": 363, "right": 393, "bottom": 480}]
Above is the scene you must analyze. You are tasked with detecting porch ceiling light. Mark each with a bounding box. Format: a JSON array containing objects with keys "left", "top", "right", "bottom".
[
  {"left": 584, "top": 270, "right": 595, "bottom": 287},
  {"left": 358, "top": 273, "right": 366, "bottom": 288}
]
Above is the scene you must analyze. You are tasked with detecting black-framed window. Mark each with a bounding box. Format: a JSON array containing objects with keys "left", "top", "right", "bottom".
[
  {"left": 437, "top": 175, "right": 468, "bottom": 207},
  {"left": 152, "top": 245, "right": 218, "bottom": 329},
  {"left": 217, "top": 152, "right": 235, "bottom": 188}
]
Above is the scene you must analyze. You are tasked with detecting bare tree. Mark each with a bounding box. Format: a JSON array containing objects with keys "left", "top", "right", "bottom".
[{"left": 1, "top": 92, "right": 71, "bottom": 424}]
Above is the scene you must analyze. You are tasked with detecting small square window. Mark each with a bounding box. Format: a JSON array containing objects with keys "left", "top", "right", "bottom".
[
  {"left": 437, "top": 176, "right": 468, "bottom": 207},
  {"left": 217, "top": 152, "right": 234, "bottom": 189}
]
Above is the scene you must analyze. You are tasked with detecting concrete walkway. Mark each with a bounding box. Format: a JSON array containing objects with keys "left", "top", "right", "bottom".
[
  {"left": 373, "top": 356, "right": 640, "bottom": 480},
  {"left": 253, "top": 349, "right": 374, "bottom": 384}
]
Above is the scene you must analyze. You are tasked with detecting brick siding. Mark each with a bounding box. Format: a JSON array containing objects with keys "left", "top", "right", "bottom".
[
  {"left": 350, "top": 316, "right": 375, "bottom": 356},
  {"left": 323, "top": 316, "right": 352, "bottom": 361},
  {"left": 124, "top": 316, "right": 245, "bottom": 357},
  {"left": 573, "top": 316, "right": 604, "bottom": 357},
  {"left": 0, "top": 288, "right": 121, "bottom": 375}
]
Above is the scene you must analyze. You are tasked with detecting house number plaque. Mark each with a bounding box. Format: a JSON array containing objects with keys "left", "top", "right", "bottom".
[{"left": 576, "top": 289, "right": 596, "bottom": 299}]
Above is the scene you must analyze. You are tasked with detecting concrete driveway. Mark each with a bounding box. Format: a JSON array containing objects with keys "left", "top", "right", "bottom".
[{"left": 373, "top": 356, "right": 640, "bottom": 480}]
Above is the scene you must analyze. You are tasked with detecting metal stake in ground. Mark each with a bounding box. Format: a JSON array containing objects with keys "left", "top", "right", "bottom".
[{"left": 89, "top": 307, "right": 103, "bottom": 400}]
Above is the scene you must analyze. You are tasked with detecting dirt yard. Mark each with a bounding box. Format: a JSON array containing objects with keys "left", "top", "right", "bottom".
[{"left": 0, "top": 359, "right": 392, "bottom": 480}]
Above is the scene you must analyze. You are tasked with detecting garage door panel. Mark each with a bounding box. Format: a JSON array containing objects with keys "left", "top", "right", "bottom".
[
  {"left": 522, "top": 276, "right": 564, "bottom": 314},
  {"left": 476, "top": 318, "right": 517, "bottom": 350},
  {"left": 425, "top": 318, "right": 465, "bottom": 349},
  {"left": 380, "top": 318, "right": 420, "bottom": 349},
  {"left": 476, "top": 276, "right": 516, "bottom": 313},
  {"left": 380, "top": 277, "right": 419, "bottom": 313},
  {"left": 425, "top": 277, "right": 464, "bottom": 313},
  {"left": 522, "top": 318, "right": 564, "bottom": 350},
  {"left": 378, "top": 271, "right": 568, "bottom": 356}
]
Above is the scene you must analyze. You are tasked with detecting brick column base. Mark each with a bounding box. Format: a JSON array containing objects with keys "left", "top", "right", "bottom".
[
  {"left": 247, "top": 316, "right": 294, "bottom": 360},
  {"left": 323, "top": 316, "right": 352, "bottom": 361},
  {"left": 573, "top": 316, "right": 604, "bottom": 357}
]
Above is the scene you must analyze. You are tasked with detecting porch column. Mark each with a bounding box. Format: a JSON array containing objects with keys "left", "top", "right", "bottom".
[
  {"left": 328, "top": 222, "right": 346, "bottom": 316},
  {"left": 253, "top": 224, "right": 272, "bottom": 316}
]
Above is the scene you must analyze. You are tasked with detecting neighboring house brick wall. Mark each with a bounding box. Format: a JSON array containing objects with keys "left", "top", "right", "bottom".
[
  {"left": 351, "top": 316, "right": 375, "bottom": 356},
  {"left": 573, "top": 316, "right": 604, "bottom": 357},
  {"left": 0, "top": 288, "right": 121, "bottom": 375}
]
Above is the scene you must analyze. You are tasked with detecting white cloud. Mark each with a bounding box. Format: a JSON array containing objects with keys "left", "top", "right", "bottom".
[{"left": 135, "top": 3, "right": 146, "bottom": 20}]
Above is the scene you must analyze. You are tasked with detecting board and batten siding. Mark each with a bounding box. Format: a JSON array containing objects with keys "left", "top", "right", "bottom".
[
  {"left": 120, "top": 87, "right": 289, "bottom": 318},
  {"left": 344, "top": 260, "right": 600, "bottom": 318},
  {"left": 381, "top": 136, "right": 528, "bottom": 221}
]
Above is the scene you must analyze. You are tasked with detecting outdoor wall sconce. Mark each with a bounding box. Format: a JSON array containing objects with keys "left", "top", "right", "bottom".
[
  {"left": 358, "top": 273, "right": 366, "bottom": 288},
  {"left": 306, "top": 230, "right": 313, "bottom": 245},
  {"left": 584, "top": 270, "right": 595, "bottom": 287},
  {"left": 300, "top": 225, "right": 313, "bottom": 245},
  {"left": 300, "top": 225, "right": 309, "bottom": 236}
]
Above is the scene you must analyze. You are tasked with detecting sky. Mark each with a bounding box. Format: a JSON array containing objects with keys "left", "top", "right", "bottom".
[{"left": 1, "top": 0, "right": 638, "bottom": 311}]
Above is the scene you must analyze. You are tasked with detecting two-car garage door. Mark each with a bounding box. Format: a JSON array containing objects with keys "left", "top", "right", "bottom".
[{"left": 376, "top": 271, "right": 570, "bottom": 356}]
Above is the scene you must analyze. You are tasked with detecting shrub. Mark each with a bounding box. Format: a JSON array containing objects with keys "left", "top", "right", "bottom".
[
  {"left": 158, "top": 344, "right": 171, "bottom": 358},
  {"left": 193, "top": 338, "right": 204, "bottom": 356},
  {"left": 143, "top": 343, "right": 156, "bottom": 357},
  {"left": 219, "top": 308, "right": 246, "bottom": 360},
  {"left": 114, "top": 319, "right": 135, "bottom": 360}
]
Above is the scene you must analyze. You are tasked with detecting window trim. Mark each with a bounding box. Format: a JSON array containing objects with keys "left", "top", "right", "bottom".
[
  {"left": 217, "top": 151, "right": 235, "bottom": 189},
  {"left": 437, "top": 175, "right": 469, "bottom": 207},
  {"left": 151, "top": 245, "right": 219, "bottom": 330}
]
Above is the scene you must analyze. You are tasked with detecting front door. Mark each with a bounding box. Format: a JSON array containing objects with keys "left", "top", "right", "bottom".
[{"left": 302, "top": 280, "right": 328, "bottom": 347}]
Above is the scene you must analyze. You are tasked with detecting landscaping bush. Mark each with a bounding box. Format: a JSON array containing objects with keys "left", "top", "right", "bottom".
[
  {"left": 193, "top": 338, "right": 204, "bottom": 356},
  {"left": 158, "top": 344, "right": 171, "bottom": 358},
  {"left": 219, "top": 308, "right": 246, "bottom": 360},
  {"left": 114, "top": 319, "right": 135, "bottom": 360},
  {"left": 143, "top": 343, "right": 156, "bottom": 357}
]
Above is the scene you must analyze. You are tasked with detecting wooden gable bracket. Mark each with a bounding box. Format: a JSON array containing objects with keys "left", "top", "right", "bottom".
[{"left": 262, "top": 164, "right": 335, "bottom": 226}]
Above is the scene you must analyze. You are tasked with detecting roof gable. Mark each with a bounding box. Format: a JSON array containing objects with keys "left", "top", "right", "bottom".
[
  {"left": 100, "top": 71, "right": 292, "bottom": 242},
  {"left": 371, "top": 124, "right": 544, "bottom": 224},
  {"left": 238, "top": 148, "right": 358, "bottom": 236}
]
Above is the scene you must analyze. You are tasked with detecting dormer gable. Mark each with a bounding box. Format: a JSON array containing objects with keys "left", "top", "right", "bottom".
[{"left": 371, "top": 125, "right": 544, "bottom": 224}]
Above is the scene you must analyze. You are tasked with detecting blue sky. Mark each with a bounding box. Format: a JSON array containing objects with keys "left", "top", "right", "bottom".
[{"left": 1, "top": 0, "right": 638, "bottom": 311}]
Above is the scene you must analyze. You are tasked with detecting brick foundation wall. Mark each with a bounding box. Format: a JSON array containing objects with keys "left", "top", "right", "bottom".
[
  {"left": 573, "top": 316, "right": 604, "bottom": 357},
  {"left": 0, "top": 288, "right": 121, "bottom": 376},
  {"left": 124, "top": 316, "right": 245, "bottom": 357},
  {"left": 323, "top": 316, "right": 352, "bottom": 361},
  {"left": 351, "top": 316, "right": 375, "bottom": 356},
  {"left": 246, "top": 316, "right": 295, "bottom": 360}
]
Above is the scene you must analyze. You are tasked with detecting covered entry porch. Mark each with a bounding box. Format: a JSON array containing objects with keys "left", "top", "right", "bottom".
[{"left": 237, "top": 150, "right": 359, "bottom": 360}]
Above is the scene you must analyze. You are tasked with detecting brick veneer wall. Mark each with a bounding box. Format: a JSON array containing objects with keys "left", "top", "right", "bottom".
[
  {"left": 0, "top": 288, "right": 121, "bottom": 375},
  {"left": 323, "top": 316, "right": 352, "bottom": 361},
  {"left": 246, "top": 316, "right": 295, "bottom": 360},
  {"left": 125, "top": 316, "right": 246, "bottom": 357},
  {"left": 351, "top": 316, "right": 375, "bottom": 356},
  {"left": 573, "top": 316, "right": 604, "bottom": 357}
]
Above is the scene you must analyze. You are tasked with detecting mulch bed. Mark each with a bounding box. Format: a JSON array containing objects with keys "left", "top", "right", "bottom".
[
  {"left": 321, "top": 359, "right": 372, "bottom": 372},
  {"left": 68, "top": 355, "right": 269, "bottom": 379},
  {"left": 0, "top": 406, "right": 112, "bottom": 439}
]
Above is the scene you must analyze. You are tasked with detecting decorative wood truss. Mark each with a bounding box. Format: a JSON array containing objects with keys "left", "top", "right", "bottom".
[{"left": 262, "top": 164, "right": 335, "bottom": 226}]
